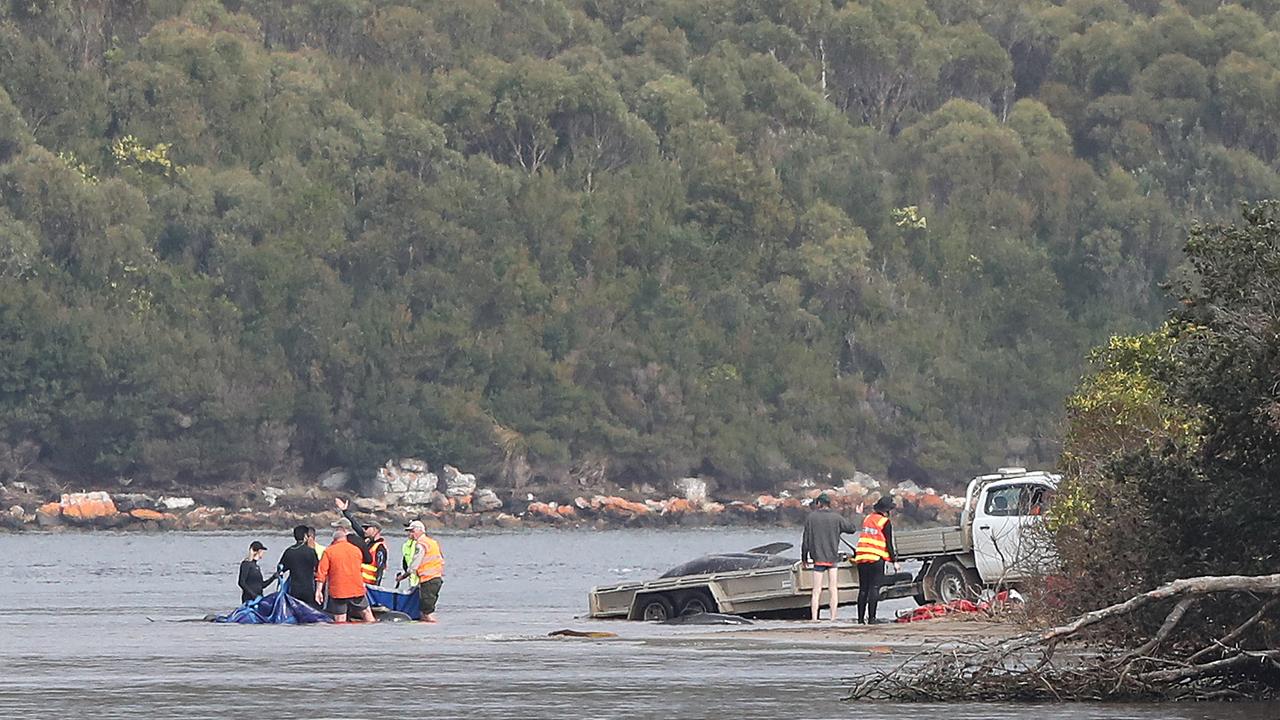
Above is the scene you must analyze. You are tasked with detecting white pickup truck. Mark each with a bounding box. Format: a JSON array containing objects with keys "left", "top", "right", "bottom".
[
  {"left": 889, "top": 467, "right": 1058, "bottom": 604},
  {"left": 588, "top": 468, "right": 1059, "bottom": 620}
]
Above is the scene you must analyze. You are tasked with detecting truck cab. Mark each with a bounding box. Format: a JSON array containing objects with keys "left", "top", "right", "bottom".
[{"left": 892, "top": 467, "right": 1059, "bottom": 604}]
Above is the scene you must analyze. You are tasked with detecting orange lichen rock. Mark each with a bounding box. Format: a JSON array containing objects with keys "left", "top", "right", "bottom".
[
  {"left": 555, "top": 505, "right": 577, "bottom": 518},
  {"left": 59, "top": 492, "right": 117, "bottom": 520},
  {"left": 129, "top": 508, "right": 175, "bottom": 521},
  {"left": 598, "top": 496, "right": 649, "bottom": 517},
  {"left": 664, "top": 498, "right": 693, "bottom": 515},
  {"left": 526, "top": 502, "right": 562, "bottom": 519}
]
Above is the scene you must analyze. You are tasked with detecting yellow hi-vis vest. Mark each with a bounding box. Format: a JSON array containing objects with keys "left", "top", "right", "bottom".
[
  {"left": 853, "top": 513, "right": 891, "bottom": 563},
  {"left": 401, "top": 538, "right": 419, "bottom": 586},
  {"left": 361, "top": 538, "right": 386, "bottom": 585},
  {"left": 415, "top": 535, "right": 445, "bottom": 582}
]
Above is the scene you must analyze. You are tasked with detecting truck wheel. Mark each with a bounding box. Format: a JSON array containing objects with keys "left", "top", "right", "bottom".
[
  {"left": 638, "top": 595, "right": 674, "bottom": 621},
  {"left": 933, "top": 562, "right": 981, "bottom": 604},
  {"left": 678, "top": 593, "right": 716, "bottom": 616}
]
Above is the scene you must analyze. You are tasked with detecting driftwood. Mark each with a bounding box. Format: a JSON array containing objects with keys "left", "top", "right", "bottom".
[{"left": 848, "top": 574, "right": 1280, "bottom": 702}]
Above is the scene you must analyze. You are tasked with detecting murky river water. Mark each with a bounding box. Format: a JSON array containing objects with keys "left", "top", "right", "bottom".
[{"left": 0, "top": 528, "right": 1271, "bottom": 719}]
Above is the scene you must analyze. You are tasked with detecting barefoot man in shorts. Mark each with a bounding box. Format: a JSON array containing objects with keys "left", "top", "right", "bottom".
[
  {"left": 801, "top": 493, "right": 859, "bottom": 621},
  {"left": 316, "top": 524, "right": 375, "bottom": 623}
]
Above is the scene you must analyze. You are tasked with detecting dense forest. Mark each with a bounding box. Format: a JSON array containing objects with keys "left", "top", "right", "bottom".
[{"left": 2, "top": 0, "right": 1278, "bottom": 492}]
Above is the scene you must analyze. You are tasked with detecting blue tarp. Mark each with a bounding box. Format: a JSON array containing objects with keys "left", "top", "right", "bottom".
[
  {"left": 214, "top": 580, "right": 332, "bottom": 624},
  {"left": 366, "top": 585, "right": 421, "bottom": 620}
]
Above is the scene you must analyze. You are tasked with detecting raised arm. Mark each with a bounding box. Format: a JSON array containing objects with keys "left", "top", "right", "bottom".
[{"left": 336, "top": 498, "right": 367, "bottom": 536}]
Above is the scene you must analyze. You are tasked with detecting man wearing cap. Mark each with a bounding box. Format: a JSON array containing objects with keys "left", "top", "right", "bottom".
[
  {"left": 316, "top": 524, "right": 375, "bottom": 623},
  {"left": 853, "top": 496, "right": 899, "bottom": 624},
  {"left": 238, "top": 540, "right": 279, "bottom": 603},
  {"left": 801, "top": 493, "right": 859, "bottom": 621},
  {"left": 335, "top": 497, "right": 388, "bottom": 586},
  {"left": 396, "top": 520, "right": 445, "bottom": 622}
]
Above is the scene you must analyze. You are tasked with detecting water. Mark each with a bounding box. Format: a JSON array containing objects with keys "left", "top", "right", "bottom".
[{"left": 0, "top": 528, "right": 1270, "bottom": 719}]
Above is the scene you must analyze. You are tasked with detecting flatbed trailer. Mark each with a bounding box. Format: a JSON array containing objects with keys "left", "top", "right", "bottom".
[
  {"left": 589, "top": 558, "right": 862, "bottom": 620},
  {"left": 588, "top": 468, "right": 1059, "bottom": 619}
]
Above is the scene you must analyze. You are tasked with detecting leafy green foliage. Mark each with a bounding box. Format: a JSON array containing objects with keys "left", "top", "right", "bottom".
[
  {"left": 1, "top": 1, "right": 1276, "bottom": 490},
  {"left": 1057, "top": 203, "right": 1280, "bottom": 609}
]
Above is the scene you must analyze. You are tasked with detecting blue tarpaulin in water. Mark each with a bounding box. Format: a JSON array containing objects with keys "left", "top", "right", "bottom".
[
  {"left": 214, "top": 580, "right": 332, "bottom": 624},
  {"left": 366, "top": 585, "right": 421, "bottom": 620}
]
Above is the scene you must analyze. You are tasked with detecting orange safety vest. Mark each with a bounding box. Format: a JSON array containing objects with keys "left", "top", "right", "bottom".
[
  {"left": 414, "top": 535, "right": 445, "bottom": 582},
  {"left": 853, "top": 512, "right": 891, "bottom": 563},
  {"left": 362, "top": 538, "right": 386, "bottom": 585}
]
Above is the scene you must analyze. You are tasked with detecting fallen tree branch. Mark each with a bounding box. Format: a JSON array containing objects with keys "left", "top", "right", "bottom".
[
  {"left": 1120, "top": 596, "right": 1196, "bottom": 663},
  {"left": 847, "top": 573, "right": 1280, "bottom": 702},
  {"left": 1002, "top": 573, "right": 1280, "bottom": 653},
  {"left": 1187, "top": 596, "right": 1279, "bottom": 664},
  {"left": 1137, "top": 649, "right": 1280, "bottom": 684}
]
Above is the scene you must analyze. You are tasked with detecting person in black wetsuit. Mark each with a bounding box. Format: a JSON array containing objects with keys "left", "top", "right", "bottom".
[
  {"left": 238, "top": 540, "right": 279, "bottom": 603},
  {"left": 277, "top": 525, "right": 320, "bottom": 605}
]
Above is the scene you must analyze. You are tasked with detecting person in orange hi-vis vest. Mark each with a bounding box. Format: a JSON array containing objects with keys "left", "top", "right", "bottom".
[
  {"left": 853, "top": 495, "right": 898, "bottom": 624},
  {"left": 396, "top": 520, "right": 445, "bottom": 623}
]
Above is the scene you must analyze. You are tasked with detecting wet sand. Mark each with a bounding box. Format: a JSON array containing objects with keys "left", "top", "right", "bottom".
[{"left": 702, "top": 617, "right": 1021, "bottom": 649}]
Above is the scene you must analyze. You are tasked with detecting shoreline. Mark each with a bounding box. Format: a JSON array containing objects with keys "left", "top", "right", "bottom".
[{"left": 1, "top": 481, "right": 965, "bottom": 533}]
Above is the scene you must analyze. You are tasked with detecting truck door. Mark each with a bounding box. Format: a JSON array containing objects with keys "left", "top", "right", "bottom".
[{"left": 972, "top": 483, "right": 1052, "bottom": 583}]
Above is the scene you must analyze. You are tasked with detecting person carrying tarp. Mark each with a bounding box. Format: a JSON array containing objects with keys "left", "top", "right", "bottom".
[
  {"left": 853, "top": 496, "right": 899, "bottom": 624},
  {"left": 239, "top": 540, "right": 279, "bottom": 603},
  {"left": 396, "top": 520, "right": 444, "bottom": 623},
  {"left": 334, "top": 497, "right": 388, "bottom": 586},
  {"left": 277, "top": 525, "right": 319, "bottom": 606}
]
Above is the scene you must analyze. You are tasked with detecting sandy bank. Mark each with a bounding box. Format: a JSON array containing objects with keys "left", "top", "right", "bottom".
[{"left": 695, "top": 617, "right": 1020, "bottom": 649}]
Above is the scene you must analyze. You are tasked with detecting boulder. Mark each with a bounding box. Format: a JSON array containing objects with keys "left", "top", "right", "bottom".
[
  {"left": 674, "top": 477, "right": 708, "bottom": 506},
  {"left": 441, "top": 465, "right": 477, "bottom": 497},
  {"left": 598, "top": 496, "right": 649, "bottom": 518},
  {"left": 398, "top": 458, "right": 428, "bottom": 473},
  {"left": 262, "top": 487, "right": 286, "bottom": 507},
  {"left": 473, "top": 488, "right": 503, "bottom": 512},
  {"left": 318, "top": 468, "right": 350, "bottom": 491},
  {"left": 525, "top": 502, "right": 562, "bottom": 520},
  {"left": 60, "top": 492, "right": 117, "bottom": 521},
  {"left": 113, "top": 493, "right": 157, "bottom": 512},
  {"left": 129, "top": 508, "right": 176, "bottom": 522},
  {"left": 398, "top": 491, "right": 436, "bottom": 506},
  {"left": 755, "top": 494, "right": 783, "bottom": 511},
  {"left": 495, "top": 513, "right": 522, "bottom": 529},
  {"left": 8, "top": 504, "right": 24, "bottom": 520},
  {"left": 428, "top": 491, "right": 450, "bottom": 513},
  {"left": 159, "top": 496, "right": 195, "bottom": 511},
  {"left": 354, "top": 497, "right": 387, "bottom": 513},
  {"left": 663, "top": 498, "right": 694, "bottom": 515},
  {"left": 36, "top": 502, "right": 63, "bottom": 527}
]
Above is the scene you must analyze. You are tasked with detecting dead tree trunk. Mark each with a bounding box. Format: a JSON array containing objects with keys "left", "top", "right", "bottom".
[{"left": 849, "top": 574, "right": 1280, "bottom": 702}]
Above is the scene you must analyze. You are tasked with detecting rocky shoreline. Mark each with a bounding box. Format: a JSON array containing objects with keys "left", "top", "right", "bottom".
[{"left": 1, "top": 460, "right": 967, "bottom": 533}]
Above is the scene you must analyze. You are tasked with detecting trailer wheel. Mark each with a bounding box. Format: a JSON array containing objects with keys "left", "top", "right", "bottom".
[
  {"left": 932, "top": 562, "right": 981, "bottom": 604},
  {"left": 678, "top": 592, "right": 716, "bottom": 616},
  {"left": 638, "top": 595, "right": 674, "bottom": 621}
]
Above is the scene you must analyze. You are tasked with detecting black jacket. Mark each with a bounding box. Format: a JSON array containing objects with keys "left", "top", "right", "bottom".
[
  {"left": 238, "top": 559, "right": 279, "bottom": 603},
  {"left": 277, "top": 543, "right": 319, "bottom": 601}
]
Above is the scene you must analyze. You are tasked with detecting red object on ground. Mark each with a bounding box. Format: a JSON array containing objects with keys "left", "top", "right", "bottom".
[{"left": 896, "top": 590, "right": 1013, "bottom": 623}]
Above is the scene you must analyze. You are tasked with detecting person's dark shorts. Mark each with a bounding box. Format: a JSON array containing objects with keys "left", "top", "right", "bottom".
[
  {"left": 418, "top": 577, "right": 443, "bottom": 616},
  {"left": 812, "top": 562, "right": 834, "bottom": 570},
  {"left": 329, "top": 594, "right": 368, "bottom": 616}
]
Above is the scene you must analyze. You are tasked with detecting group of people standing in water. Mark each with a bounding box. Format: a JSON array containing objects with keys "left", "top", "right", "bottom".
[{"left": 237, "top": 498, "right": 445, "bottom": 622}]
